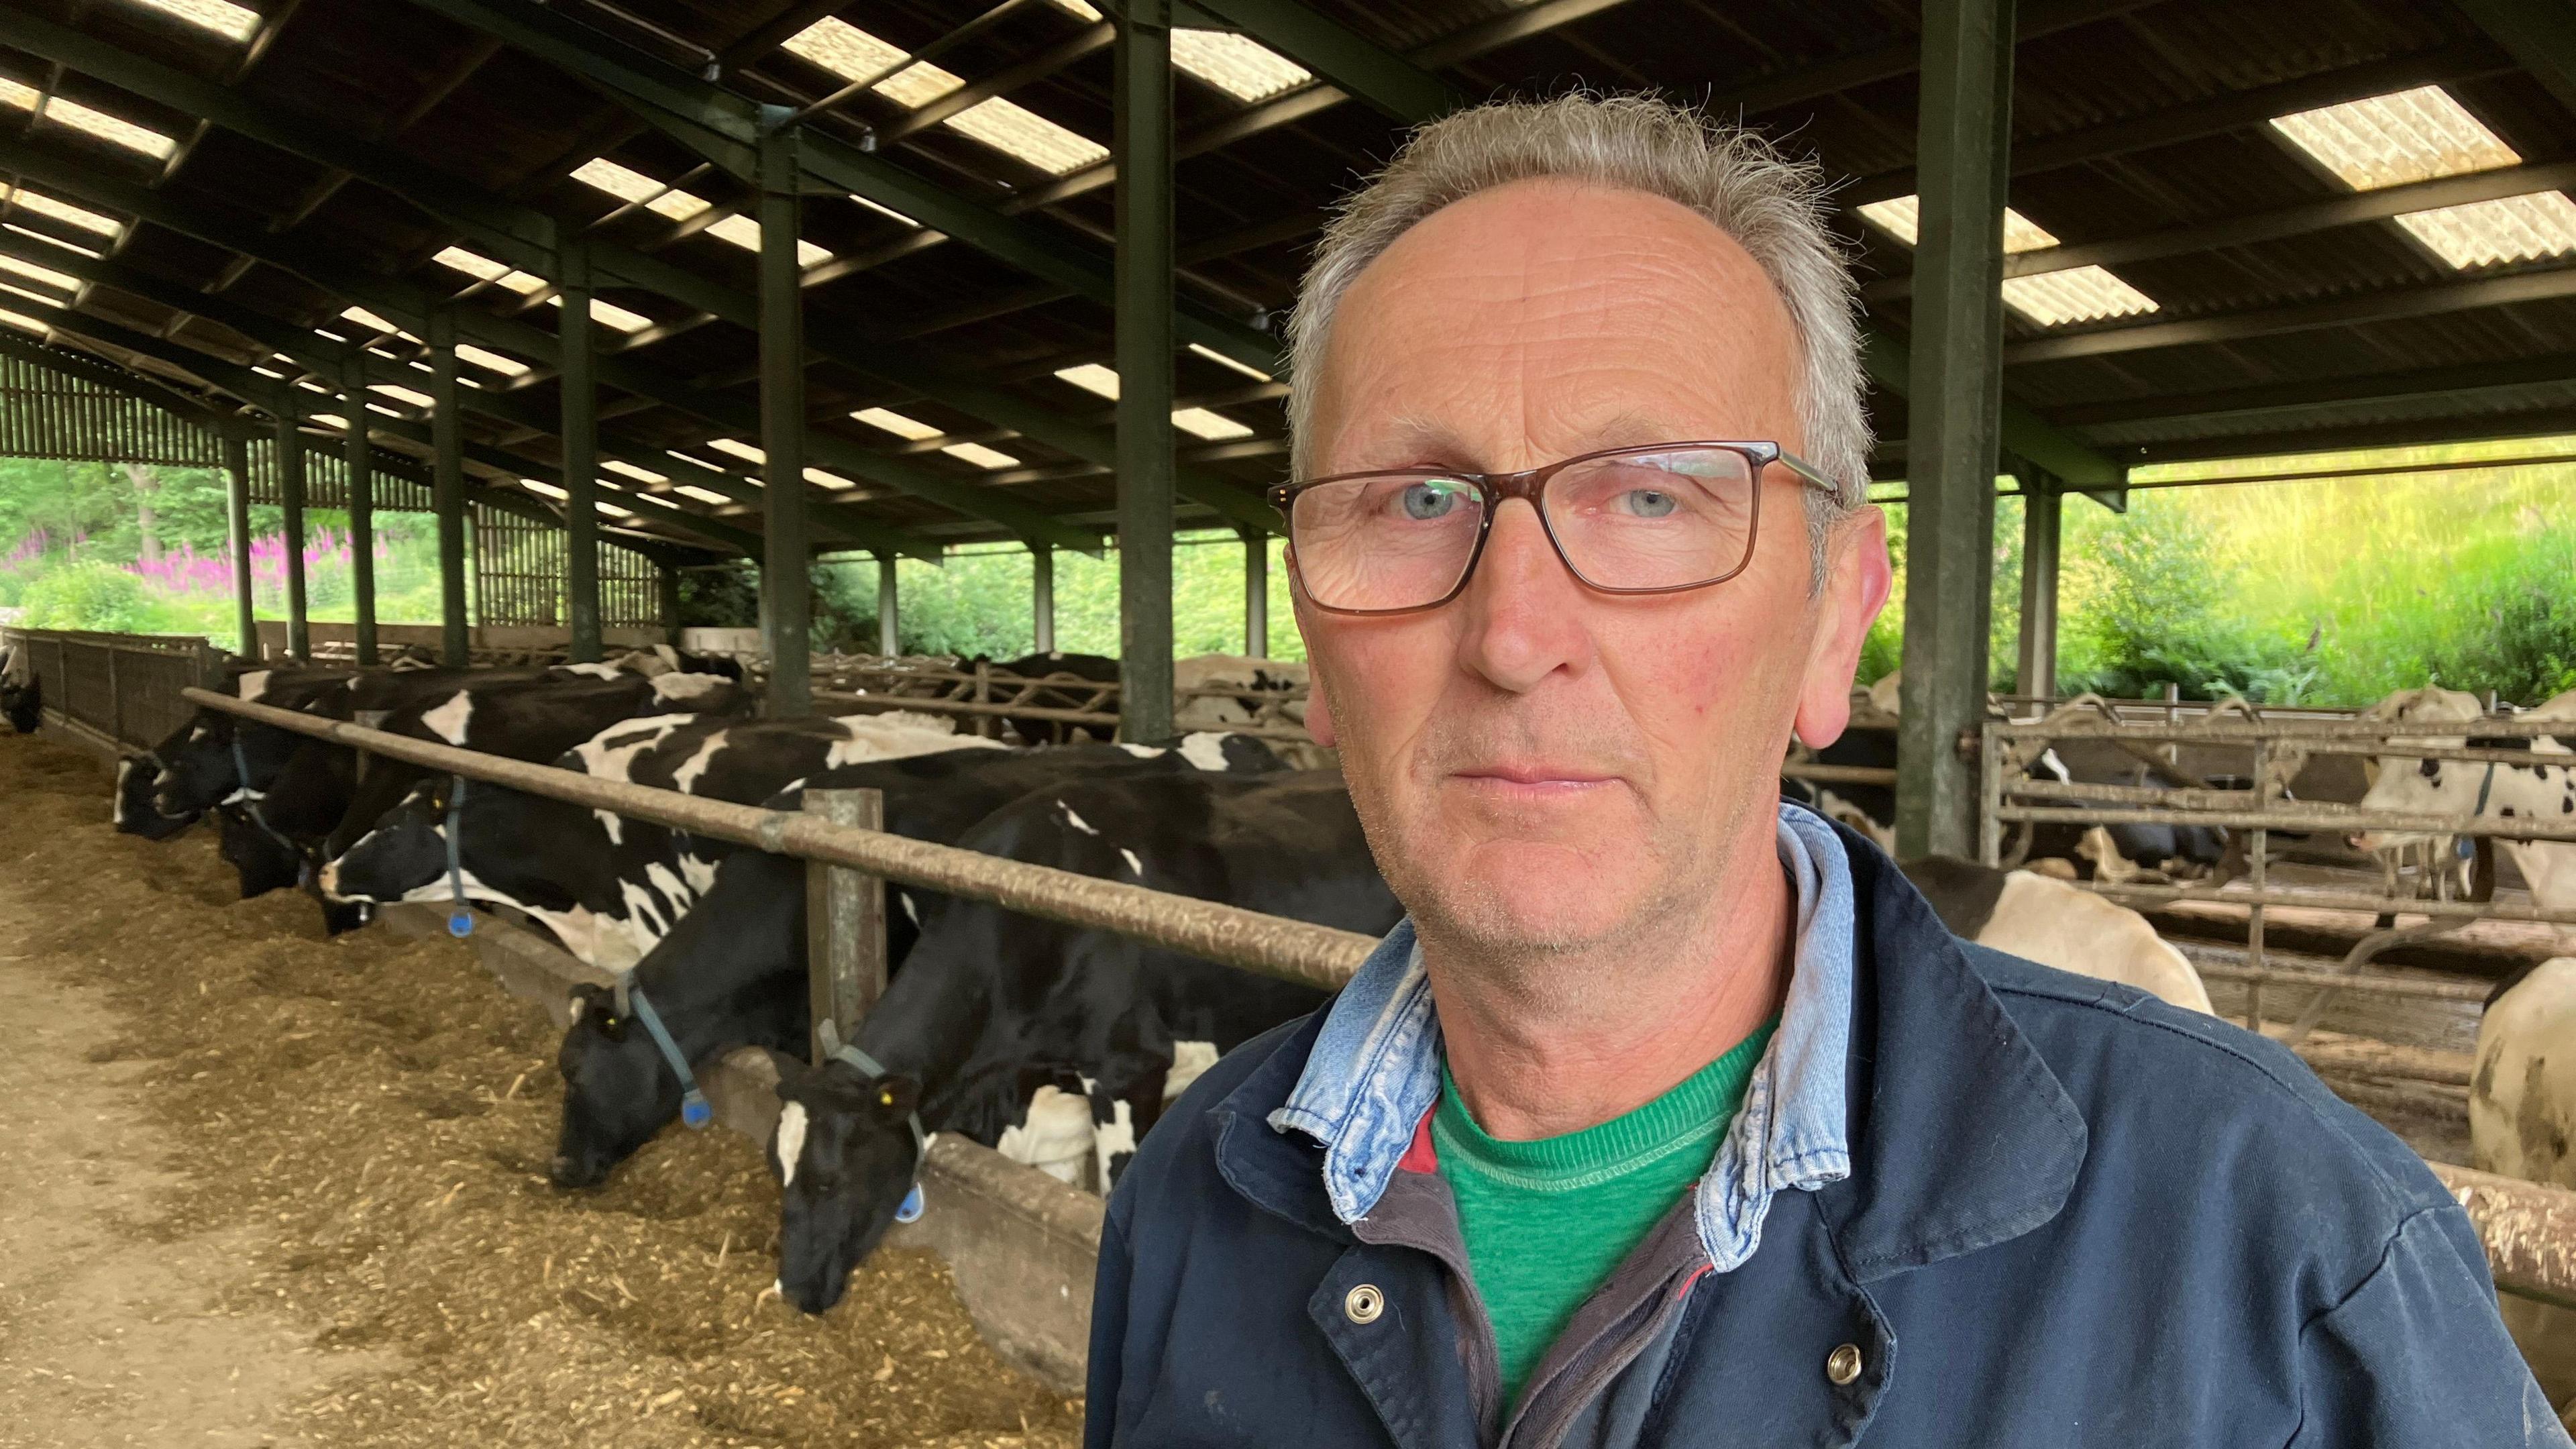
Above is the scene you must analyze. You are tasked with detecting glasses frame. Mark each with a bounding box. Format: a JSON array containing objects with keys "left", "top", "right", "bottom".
[{"left": 1266, "top": 439, "right": 1842, "bottom": 616}]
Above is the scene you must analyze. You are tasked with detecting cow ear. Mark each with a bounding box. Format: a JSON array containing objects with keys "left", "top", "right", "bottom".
[{"left": 874, "top": 1073, "right": 921, "bottom": 1118}]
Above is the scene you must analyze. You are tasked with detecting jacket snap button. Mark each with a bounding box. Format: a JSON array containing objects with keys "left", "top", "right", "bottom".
[
  {"left": 1344, "top": 1284, "right": 1385, "bottom": 1325},
  {"left": 1825, "top": 1343, "right": 1864, "bottom": 1386}
]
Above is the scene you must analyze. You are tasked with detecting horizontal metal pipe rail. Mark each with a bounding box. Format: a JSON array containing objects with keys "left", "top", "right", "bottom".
[
  {"left": 180, "top": 688, "right": 1375, "bottom": 992},
  {"left": 2189, "top": 960, "right": 2499, "bottom": 1004},
  {"left": 160, "top": 686, "right": 2576, "bottom": 1309},
  {"left": 1780, "top": 762, "right": 1900, "bottom": 787},
  {"left": 1993, "top": 802, "right": 2576, "bottom": 845},
  {"left": 2088, "top": 878, "right": 2576, "bottom": 927},
  {"left": 1996, "top": 715, "right": 2576, "bottom": 743}
]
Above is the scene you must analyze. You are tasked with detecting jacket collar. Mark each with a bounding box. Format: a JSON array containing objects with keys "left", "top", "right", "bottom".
[{"left": 1211, "top": 814, "right": 2088, "bottom": 1281}]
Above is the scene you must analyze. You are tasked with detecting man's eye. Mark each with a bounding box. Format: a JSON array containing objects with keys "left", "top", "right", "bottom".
[
  {"left": 1399, "top": 483, "right": 1460, "bottom": 521},
  {"left": 1620, "top": 489, "right": 1678, "bottom": 519}
]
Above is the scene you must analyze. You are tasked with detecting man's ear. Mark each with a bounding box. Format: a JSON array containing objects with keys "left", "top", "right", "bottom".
[
  {"left": 1793, "top": 506, "right": 1893, "bottom": 751},
  {"left": 1285, "top": 559, "right": 1340, "bottom": 749}
]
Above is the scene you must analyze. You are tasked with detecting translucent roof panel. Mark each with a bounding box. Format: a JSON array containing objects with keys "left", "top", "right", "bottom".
[
  {"left": 852, "top": 406, "right": 941, "bottom": 440},
  {"left": 0, "top": 308, "right": 46, "bottom": 335},
  {"left": 702, "top": 212, "right": 832, "bottom": 268},
  {"left": 572, "top": 158, "right": 709, "bottom": 222},
  {"left": 804, "top": 467, "right": 859, "bottom": 490},
  {"left": 1169, "top": 32, "right": 1311, "bottom": 103},
  {"left": 432, "top": 246, "right": 546, "bottom": 294},
  {"left": 545, "top": 294, "right": 652, "bottom": 333},
  {"left": 851, "top": 195, "right": 919, "bottom": 228},
  {"left": 706, "top": 438, "right": 765, "bottom": 464},
  {"left": 941, "top": 441, "right": 1020, "bottom": 469},
  {"left": 602, "top": 459, "right": 665, "bottom": 484},
  {"left": 453, "top": 343, "right": 531, "bottom": 378},
  {"left": 2396, "top": 193, "right": 2576, "bottom": 270},
  {"left": 4, "top": 223, "right": 103, "bottom": 259},
  {"left": 1856, "top": 196, "right": 2059, "bottom": 253},
  {"left": 370, "top": 383, "right": 433, "bottom": 409},
  {"left": 0, "top": 252, "right": 79, "bottom": 294},
  {"left": 123, "top": 0, "right": 260, "bottom": 42},
  {"left": 0, "top": 83, "right": 178, "bottom": 159},
  {"left": 7, "top": 185, "right": 122, "bottom": 237},
  {"left": 0, "top": 282, "right": 62, "bottom": 309},
  {"left": 338, "top": 306, "right": 421, "bottom": 343},
  {"left": 1055, "top": 362, "right": 1120, "bottom": 399},
  {"left": 521, "top": 479, "right": 566, "bottom": 499},
  {"left": 2000, "top": 268, "right": 2159, "bottom": 327},
  {"left": 2269, "top": 86, "right": 2516, "bottom": 191},
  {"left": 1188, "top": 341, "right": 1273, "bottom": 382},
  {"left": 784, "top": 17, "right": 1107, "bottom": 175},
  {"left": 677, "top": 485, "right": 731, "bottom": 506},
  {"left": 1172, "top": 407, "right": 1252, "bottom": 441}
]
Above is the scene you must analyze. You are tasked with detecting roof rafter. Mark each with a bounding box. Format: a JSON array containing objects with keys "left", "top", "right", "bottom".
[{"left": 2003, "top": 265, "right": 2576, "bottom": 365}]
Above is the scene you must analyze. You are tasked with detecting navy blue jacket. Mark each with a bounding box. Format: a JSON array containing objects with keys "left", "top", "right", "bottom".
[{"left": 1087, "top": 834, "right": 2563, "bottom": 1446}]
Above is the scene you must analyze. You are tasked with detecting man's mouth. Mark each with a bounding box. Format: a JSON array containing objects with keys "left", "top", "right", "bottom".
[{"left": 1452, "top": 762, "right": 1618, "bottom": 795}]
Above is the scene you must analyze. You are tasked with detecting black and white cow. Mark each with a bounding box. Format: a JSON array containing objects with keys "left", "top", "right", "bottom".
[
  {"left": 321, "top": 711, "right": 998, "bottom": 967},
  {"left": 986, "top": 650, "right": 1120, "bottom": 745},
  {"left": 1, "top": 641, "right": 39, "bottom": 734},
  {"left": 2471, "top": 955, "right": 2576, "bottom": 1417},
  {"left": 768, "top": 769, "right": 1395, "bottom": 1316},
  {"left": 2353, "top": 686, "right": 2576, "bottom": 919},
  {"left": 546, "top": 736, "right": 1287, "bottom": 1189},
  {"left": 1900, "top": 854, "right": 2212, "bottom": 1013}
]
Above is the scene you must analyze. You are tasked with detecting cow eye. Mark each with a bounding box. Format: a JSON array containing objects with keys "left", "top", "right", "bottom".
[{"left": 2420, "top": 758, "right": 2441, "bottom": 779}]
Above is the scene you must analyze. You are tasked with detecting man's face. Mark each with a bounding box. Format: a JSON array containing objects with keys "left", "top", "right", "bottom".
[{"left": 1294, "top": 178, "right": 1889, "bottom": 965}]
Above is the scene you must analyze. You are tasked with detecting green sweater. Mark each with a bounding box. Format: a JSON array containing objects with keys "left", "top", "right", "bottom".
[{"left": 1433, "top": 1019, "right": 1777, "bottom": 1410}]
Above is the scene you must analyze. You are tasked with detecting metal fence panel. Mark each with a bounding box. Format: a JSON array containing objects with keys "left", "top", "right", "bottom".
[{"left": 2, "top": 627, "right": 217, "bottom": 752}]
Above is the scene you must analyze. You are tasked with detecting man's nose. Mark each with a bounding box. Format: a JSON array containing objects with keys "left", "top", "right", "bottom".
[{"left": 1454, "top": 500, "right": 1594, "bottom": 694}]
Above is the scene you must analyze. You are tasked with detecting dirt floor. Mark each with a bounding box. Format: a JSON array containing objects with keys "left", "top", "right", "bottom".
[{"left": 0, "top": 730, "right": 1083, "bottom": 1448}]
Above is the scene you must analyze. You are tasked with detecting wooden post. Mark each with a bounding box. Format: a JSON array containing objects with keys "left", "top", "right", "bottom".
[
  {"left": 804, "top": 787, "right": 888, "bottom": 1063},
  {"left": 1894, "top": 0, "right": 2015, "bottom": 859}
]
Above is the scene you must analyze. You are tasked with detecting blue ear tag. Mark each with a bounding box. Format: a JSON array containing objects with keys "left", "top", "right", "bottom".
[
  {"left": 681, "top": 1089, "right": 713, "bottom": 1130},
  {"left": 896, "top": 1183, "right": 924, "bottom": 1223},
  {"left": 448, "top": 910, "right": 475, "bottom": 938},
  {"left": 2457, "top": 836, "right": 2477, "bottom": 861}
]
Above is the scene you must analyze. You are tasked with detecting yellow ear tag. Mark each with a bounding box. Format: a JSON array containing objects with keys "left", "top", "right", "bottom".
[{"left": 879, "top": 1089, "right": 895, "bottom": 1107}]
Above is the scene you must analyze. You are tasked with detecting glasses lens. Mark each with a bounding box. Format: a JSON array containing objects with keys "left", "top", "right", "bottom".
[
  {"left": 1543, "top": 447, "right": 1758, "bottom": 590},
  {"left": 1289, "top": 474, "right": 1486, "bottom": 610}
]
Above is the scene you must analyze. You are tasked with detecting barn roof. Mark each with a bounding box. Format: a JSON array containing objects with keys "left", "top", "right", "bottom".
[{"left": 1, "top": 0, "right": 2571, "bottom": 557}]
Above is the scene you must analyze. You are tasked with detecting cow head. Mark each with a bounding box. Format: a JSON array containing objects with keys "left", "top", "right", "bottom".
[
  {"left": 1, "top": 667, "right": 39, "bottom": 735},
  {"left": 319, "top": 779, "right": 452, "bottom": 902},
  {"left": 549, "top": 982, "right": 680, "bottom": 1188},
  {"left": 768, "top": 1056, "right": 923, "bottom": 1315},
  {"left": 115, "top": 747, "right": 199, "bottom": 839},
  {"left": 154, "top": 714, "right": 260, "bottom": 817},
  {"left": 214, "top": 804, "right": 304, "bottom": 897}
]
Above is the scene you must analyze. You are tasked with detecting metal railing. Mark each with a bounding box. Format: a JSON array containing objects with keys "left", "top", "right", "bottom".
[
  {"left": 168, "top": 683, "right": 2576, "bottom": 1308},
  {"left": 3, "top": 626, "right": 222, "bottom": 752},
  {"left": 1981, "top": 698, "right": 2576, "bottom": 1034}
]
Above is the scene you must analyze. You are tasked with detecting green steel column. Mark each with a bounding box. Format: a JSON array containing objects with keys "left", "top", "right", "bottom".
[
  {"left": 1895, "top": 0, "right": 2015, "bottom": 859},
  {"left": 1115, "top": 0, "right": 1177, "bottom": 743},
  {"left": 341, "top": 358, "right": 377, "bottom": 665},
  {"left": 759, "top": 118, "right": 812, "bottom": 716},
  {"left": 1031, "top": 543, "right": 1055, "bottom": 653},
  {"left": 429, "top": 309, "right": 470, "bottom": 665},
  {"left": 1241, "top": 527, "right": 1269, "bottom": 657},
  {"left": 276, "top": 409, "right": 310, "bottom": 661},
  {"left": 558, "top": 238, "right": 602, "bottom": 663},
  {"left": 221, "top": 432, "right": 254, "bottom": 657},
  {"left": 2017, "top": 478, "right": 2061, "bottom": 702},
  {"left": 875, "top": 551, "right": 898, "bottom": 657}
]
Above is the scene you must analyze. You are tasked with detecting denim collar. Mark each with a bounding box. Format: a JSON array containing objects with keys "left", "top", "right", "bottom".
[{"left": 1269, "top": 801, "right": 1858, "bottom": 1274}]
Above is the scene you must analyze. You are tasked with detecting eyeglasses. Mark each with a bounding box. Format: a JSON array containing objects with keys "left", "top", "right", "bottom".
[{"left": 1267, "top": 440, "right": 1840, "bottom": 616}]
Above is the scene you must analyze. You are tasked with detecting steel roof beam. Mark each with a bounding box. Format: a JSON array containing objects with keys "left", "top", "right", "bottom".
[
  {"left": 2004, "top": 265, "right": 2576, "bottom": 365},
  {"left": 2047, "top": 353, "right": 2576, "bottom": 431},
  {"left": 8, "top": 235, "right": 929, "bottom": 559},
  {"left": 1721, "top": 0, "right": 2161, "bottom": 116},
  {"left": 1184, "top": 0, "right": 1461, "bottom": 123},
  {"left": 0, "top": 11, "right": 1104, "bottom": 548},
  {"left": 0, "top": 328, "right": 250, "bottom": 436},
  {"left": 1860, "top": 327, "right": 2119, "bottom": 489},
  {"left": 1866, "top": 158, "right": 2576, "bottom": 300},
  {"left": 1845, "top": 42, "right": 2512, "bottom": 206},
  {"left": 2451, "top": 0, "right": 2576, "bottom": 119}
]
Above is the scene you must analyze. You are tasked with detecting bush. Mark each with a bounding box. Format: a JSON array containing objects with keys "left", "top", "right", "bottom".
[{"left": 18, "top": 560, "right": 160, "bottom": 632}]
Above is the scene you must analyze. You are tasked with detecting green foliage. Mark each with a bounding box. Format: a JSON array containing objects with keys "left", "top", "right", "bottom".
[
  {"left": 18, "top": 559, "right": 161, "bottom": 632},
  {"left": 679, "top": 561, "right": 761, "bottom": 629}
]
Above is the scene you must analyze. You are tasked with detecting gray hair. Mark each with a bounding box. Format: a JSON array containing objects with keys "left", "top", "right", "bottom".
[{"left": 1285, "top": 93, "right": 1870, "bottom": 569}]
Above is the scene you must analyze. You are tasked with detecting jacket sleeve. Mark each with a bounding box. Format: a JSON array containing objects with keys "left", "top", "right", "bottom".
[
  {"left": 2294, "top": 1205, "right": 2571, "bottom": 1448},
  {"left": 1084, "top": 1207, "right": 1136, "bottom": 1449}
]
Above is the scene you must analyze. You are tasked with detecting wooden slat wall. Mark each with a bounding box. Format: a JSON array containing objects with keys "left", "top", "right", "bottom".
[
  {"left": 0, "top": 354, "right": 222, "bottom": 466},
  {"left": 472, "top": 502, "right": 663, "bottom": 631}
]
